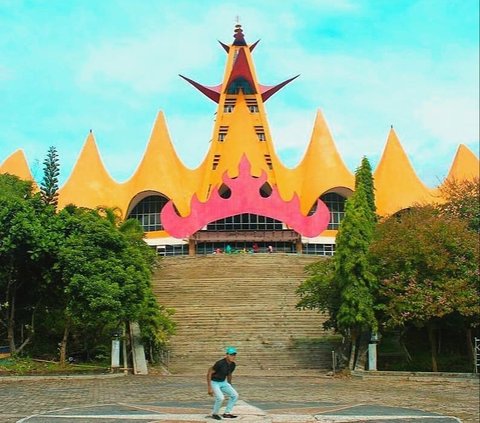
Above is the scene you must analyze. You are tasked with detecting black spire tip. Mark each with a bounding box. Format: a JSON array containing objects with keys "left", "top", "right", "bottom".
[{"left": 233, "top": 24, "right": 247, "bottom": 46}]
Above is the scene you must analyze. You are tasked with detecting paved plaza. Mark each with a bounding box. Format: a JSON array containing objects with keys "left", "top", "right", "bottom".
[{"left": 0, "top": 372, "right": 478, "bottom": 423}]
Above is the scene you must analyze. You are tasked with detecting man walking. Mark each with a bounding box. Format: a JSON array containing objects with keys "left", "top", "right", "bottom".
[{"left": 207, "top": 346, "right": 239, "bottom": 419}]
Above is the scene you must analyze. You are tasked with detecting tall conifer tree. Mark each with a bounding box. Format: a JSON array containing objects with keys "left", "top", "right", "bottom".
[
  {"left": 334, "top": 157, "right": 377, "bottom": 368},
  {"left": 355, "top": 156, "right": 376, "bottom": 218},
  {"left": 40, "top": 146, "right": 60, "bottom": 209}
]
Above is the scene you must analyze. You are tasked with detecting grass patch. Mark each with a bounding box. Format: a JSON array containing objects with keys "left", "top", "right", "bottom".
[{"left": 0, "top": 357, "right": 109, "bottom": 376}]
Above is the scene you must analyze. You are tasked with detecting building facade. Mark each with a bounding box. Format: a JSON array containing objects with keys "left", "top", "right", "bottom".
[{"left": 1, "top": 25, "right": 479, "bottom": 255}]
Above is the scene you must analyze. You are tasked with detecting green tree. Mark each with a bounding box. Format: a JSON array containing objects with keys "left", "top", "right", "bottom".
[
  {"left": 297, "top": 158, "right": 378, "bottom": 369},
  {"left": 0, "top": 173, "right": 33, "bottom": 199},
  {"left": 437, "top": 177, "right": 479, "bottom": 232},
  {"left": 0, "top": 174, "right": 174, "bottom": 363},
  {"left": 334, "top": 184, "right": 378, "bottom": 368},
  {"left": 355, "top": 156, "right": 376, "bottom": 218},
  {"left": 138, "top": 291, "right": 176, "bottom": 363},
  {"left": 370, "top": 206, "right": 479, "bottom": 371},
  {"left": 95, "top": 205, "right": 176, "bottom": 361},
  {"left": 54, "top": 207, "right": 130, "bottom": 364},
  {"left": 296, "top": 259, "right": 338, "bottom": 330},
  {"left": 40, "top": 146, "right": 60, "bottom": 209},
  {"left": 53, "top": 206, "right": 174, "bottom": 365},
  {"left": 0, "top": 174, "right": 57, "bottom": 353}
]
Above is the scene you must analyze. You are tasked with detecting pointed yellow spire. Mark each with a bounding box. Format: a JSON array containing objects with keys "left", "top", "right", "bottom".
[
  {"left": 0, "top": 149, "right": 33, "bottom": 181},
  {"left": 374, "top": 127, "right": 434, "bottom": 216},
  {"left": 444, "top": 144, "right": 479, "bottom": 182},
  {"left": 130, "top": 112, "right": 187, "bottom": 183},
  {"left": 286, "top": 110, "right": 354, "bottom": 214},
  {"left": 196, "top": 37, "right": 285, "bottom": 201},
  {"left": 58, "top": 131, "right": 119, "bottom": 210},
  {"left": 125, "top": 112, "right": 200, "bottom": 215}
]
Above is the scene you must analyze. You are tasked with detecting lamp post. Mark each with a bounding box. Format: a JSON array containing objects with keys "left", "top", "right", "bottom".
[
  {"left": 111, "top": 331, "right": 121, "bottom": 372},
  {"left": 368, "top": 332, "right": 378, "bottom": 371}
]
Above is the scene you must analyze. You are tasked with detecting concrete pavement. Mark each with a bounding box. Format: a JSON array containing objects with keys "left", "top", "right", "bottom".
[{"left": 0, "top": 372, "right": 477, "bottom": 423}]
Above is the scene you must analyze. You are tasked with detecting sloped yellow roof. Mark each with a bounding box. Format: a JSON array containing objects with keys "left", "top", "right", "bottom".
[
  {"left": 294, "top": 110, "right": 355, "bottom": 214},
  {"left": 430, "top": 144, "right": 480, "bottom": 204},
  {"left": 122, "top": 112, "right": 201, "bottom": 216},
  {"left": 0, "top": 149, "right": 33, "bottom": 181},
  {"left": 59, "top": 113, "right": 203, "bottom": 218},
  {"left": 374, "top": 128, "right": 435, "bottom": 216},
  {"left": 445, "top": 144, "right": 479, "bottom": 182},
  {"left": 58, "top": 132, "right": 120, "bottom": 210}
]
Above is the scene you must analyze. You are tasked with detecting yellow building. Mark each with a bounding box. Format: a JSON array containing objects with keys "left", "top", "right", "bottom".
[{"left": 1, "top": 25, "right": 478, "bottom": 256}]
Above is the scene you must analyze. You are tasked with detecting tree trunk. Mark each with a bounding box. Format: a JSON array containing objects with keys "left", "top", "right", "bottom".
[
  {"left": 465, "top": 328, "right": 474, "bottom": 373},
  {"left": 7, "top": 287, "right": 16, "bottom": 354},
  {"left": 427, "top": 324, "right": 438, "bottom": 372},
  {"left": 59, "top": 323, "right": 70, "bottom": 366},
  {"left": 348, "top": 330, "right": 358, "bottom": 370},
  {"left": 354, "top": 332, "right": 369, "bottom": 370},
  {"left": 123, "top": 323, "right": 129, "bottom": 374},
  {"left": 16, "top": 304, "right": 37, "bottom": 355}
]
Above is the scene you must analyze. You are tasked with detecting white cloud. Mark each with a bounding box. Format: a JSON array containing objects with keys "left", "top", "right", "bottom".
[
  {"left": 414, "top": 96, "right": 479, "bottom": 146},
  {"left": 78, "top": 30, "right": 218, "bottom": 94}
]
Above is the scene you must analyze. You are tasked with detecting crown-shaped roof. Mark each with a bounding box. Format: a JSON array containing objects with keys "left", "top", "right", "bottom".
[{"left": 1, "top": 25, "right": 478, "bottom": 234}]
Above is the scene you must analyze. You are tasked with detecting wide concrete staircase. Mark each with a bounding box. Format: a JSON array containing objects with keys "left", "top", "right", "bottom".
[{"left": 152, "top": 254, "right": 340, "bottom": 375}]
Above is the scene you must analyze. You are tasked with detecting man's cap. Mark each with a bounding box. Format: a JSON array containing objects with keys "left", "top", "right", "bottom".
[{"left": 225, "top": 346, "right": 237, "bottom": 355}]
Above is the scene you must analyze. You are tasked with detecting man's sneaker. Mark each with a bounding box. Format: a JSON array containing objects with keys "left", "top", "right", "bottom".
[
  {"left": 222, "top": 414, "right": 238, "bottom": 418},
  {"left": 211, "top": 414, "right": 222, "bottom": 420}
]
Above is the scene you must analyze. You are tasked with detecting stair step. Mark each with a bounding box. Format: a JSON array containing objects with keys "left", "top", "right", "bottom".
[{"left": 153, "top": 254, "right": 340, "bottom": 373}]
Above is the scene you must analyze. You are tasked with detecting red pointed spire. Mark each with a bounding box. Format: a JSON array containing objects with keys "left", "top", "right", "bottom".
[
  {"left": 224, "top": 48, "right": 257, "bottom": 94},
  {"left": 259, "top": 75, "right": 300, "bottom": 102},
  {"left": 179, "top": 75, "right": 222, "bottom": 103},
  {"left": 181, "top": 25, "right": 299, "bottom": 103},
  {"left": 218, "top": 40, "right": 230, "bottom": 53},
  {"left": 249, "top": 39, "right": 260, "bottom": 52}
]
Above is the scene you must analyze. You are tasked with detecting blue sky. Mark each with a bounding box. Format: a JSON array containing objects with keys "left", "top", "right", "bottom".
[{"left": 0, "top": 0, "right": 478, "bottom": 187}]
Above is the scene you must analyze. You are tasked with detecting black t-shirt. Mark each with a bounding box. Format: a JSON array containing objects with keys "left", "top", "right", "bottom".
[{"left": 211, "top": 358, "right": 236, "bottom": 382}]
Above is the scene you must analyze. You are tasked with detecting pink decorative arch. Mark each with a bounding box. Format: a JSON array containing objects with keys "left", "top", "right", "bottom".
[{"left": 161, "top": 156, "right": 330, "bottom": 238}]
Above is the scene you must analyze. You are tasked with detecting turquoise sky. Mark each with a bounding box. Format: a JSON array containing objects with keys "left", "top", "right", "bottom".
[{"left": 0, "top": 0, "right": 478, "bottom": 187}]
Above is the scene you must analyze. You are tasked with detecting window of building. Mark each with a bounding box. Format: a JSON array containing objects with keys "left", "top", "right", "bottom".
[
  {"left": 264, "top": 154, "right": 273, "bottom": 170},
  {"left": 218, "top": 126, "right": 228, "bottom": 142},
  {"left": 303, "top": 243, "right": 336, "bottom": 256},
  {"left": 320, "top": 192, "right": 346, "bottom": 230},
  {"left": 259, "top": 182, "right": 272, "bottom": 198},
  {"left": 128, "top": 195, "right": 169, "bottom": 232},
  {"left": 206, "top": 213, "right": 283, "bottom": 231},
  {"left": 246, "top": 97, "right": 259, "bottom": 113},
  {"left": 155, "top": 244, "right": 189, "bottom": 256},
  {"left": 218, "top": 183, "right": 231, "bottom": 199},
  {"left": 196, "top": 241, "right": 295, "bottom": 255},
  {"left": 212, "top": 154, "right": 221, "bottom": 170},
  {"left": 226, "top": 77, "right": 256, "bottom": 95},
  {"left": 254, "top": 126, "right": 266, "bottom": 141}
]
